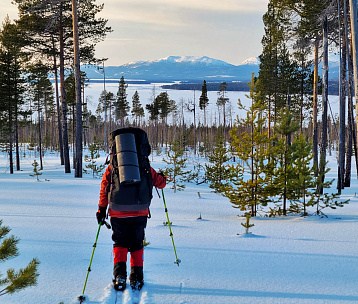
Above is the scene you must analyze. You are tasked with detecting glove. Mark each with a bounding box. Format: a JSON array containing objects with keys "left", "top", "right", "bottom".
[
  {"left": 96, "top": 206, "right": 107, "bottom": 225},
  {"left": 157, "top": 170, "right": 168, "bottom": 185}
]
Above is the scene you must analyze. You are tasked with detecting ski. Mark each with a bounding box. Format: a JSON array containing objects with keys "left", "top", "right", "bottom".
[
  {"left": 130, "top": 286, "right": 141, "bottom": 304},
  {"left": 113, "top": 284, "right": 133, "bottom": 304},
  {"left": 114, "top": 288, "right": 119, "bottom": 304}
]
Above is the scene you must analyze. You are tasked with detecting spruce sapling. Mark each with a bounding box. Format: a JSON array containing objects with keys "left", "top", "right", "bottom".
[
  {"left": 84, "top": 143, "right": 104, "bottom": 178},
  {"left": 241, "top": 213, "right": 255, "bottom": 234},
  {"left": 163, "top": 141, "right": 190, "bottom": 192},
  {"left": 30, "top": 160, "right": 42, "bottom": 181}
]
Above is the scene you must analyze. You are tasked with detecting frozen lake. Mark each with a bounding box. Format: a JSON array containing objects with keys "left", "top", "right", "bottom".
[{"left": 82, "top": 81, "right": 340, "bottom": 125}]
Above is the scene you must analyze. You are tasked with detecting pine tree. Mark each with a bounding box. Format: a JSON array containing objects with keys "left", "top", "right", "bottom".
[
  {"left": 288, "top": 134, "right": 316, "bottom": 216},
  {"left": 157, "top": 92, "right": 176, "bottom": 124},
  {"left": 216, "top": 82, "right": 229, "bottom": 128},
  {"left": 163, "top": 141, "right": 190, "bottom": 192},
  {"left": 83, "top": 143, "right": 104, "bottom": 178},
  {"left": 30, "top": 160, "right": 42, "bottom": 181},
  {"left": 0, "top": 220, "right": 40, "bottom": 296},
  {"left": 199, "top": 80, "right": 209, "bottom": 126},
  {"left": 27, "top": 61, "right": 54, "bottom": 171},
  {"left": 0, "top": 17, "right": 28, "bottom": 174},
  {"left": 205, "top": 137, "right": 234, "bottom": 193},
  {"left": 228, "top": 123, "right": 271, "bottom": 215},
  {"left": 115, "top": 76, "right": 129, "bottom": 126},
  {"left": 157, "top": 92, "right": 176, "bottom": 147},
  {"left": 228, "top": 84, "right": 272, "bottom": 216},
  {"left": 146, "top": 96, "right": 161, "bottom": 147},
  {"left": 272, "top": 107, "right": 300, "bottom": 215},
  {"left": 131, "top": 90, "right": 144, "bottom": 126}
]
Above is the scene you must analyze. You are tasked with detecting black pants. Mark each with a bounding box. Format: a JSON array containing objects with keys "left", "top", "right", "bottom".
[{"left": 110, "top": 216, "right": 148, "bottom": 252}]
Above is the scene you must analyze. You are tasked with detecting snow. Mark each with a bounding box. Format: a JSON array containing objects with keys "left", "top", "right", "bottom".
[
  {"left": 129, "top": 56, "right": 229, "bottom": 65},
  {"left": 1, "top": 146, "right": 358, "bottom": 304},
  {"left": 240, "top": 57, "right": 260, "bottom": 65},
  {"left": 83, "top": 82, "right": 341, "bottom": 126},
  {"left": 83, "top": 81, "right": 255, "bottom": 125}
]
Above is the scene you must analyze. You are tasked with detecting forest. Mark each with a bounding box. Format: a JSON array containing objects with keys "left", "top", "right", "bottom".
[{"left": 0, "top": 0, "right": 357, "bottom": 217}]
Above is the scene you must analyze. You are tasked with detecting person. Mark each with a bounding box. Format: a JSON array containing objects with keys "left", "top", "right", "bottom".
[{"left": 96, "top": 163, "right": 166, "bottom": 291}]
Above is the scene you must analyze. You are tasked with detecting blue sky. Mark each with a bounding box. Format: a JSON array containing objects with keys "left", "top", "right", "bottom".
[{"left": 1, "top": 0, "right": 268, "bottom": 66}]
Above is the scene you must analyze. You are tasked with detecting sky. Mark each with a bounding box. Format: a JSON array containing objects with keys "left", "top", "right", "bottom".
[{"left": 1, "top": 0, "right": 268, "bottom": 66}]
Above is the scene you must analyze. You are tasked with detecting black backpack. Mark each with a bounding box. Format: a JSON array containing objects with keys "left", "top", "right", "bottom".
[{"left": 108, "top": 127, "right": 153, "bottom": 212}]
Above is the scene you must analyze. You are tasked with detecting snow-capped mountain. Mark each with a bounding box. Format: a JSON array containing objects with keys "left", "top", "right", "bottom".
[
  {"left": 84, "top": 56, "right": 260, "bottom": 82},
  {"left": 241, "top": 56, "right": 260, "bottom": 65},
  {"left": 83, "top": 54, "right": 340, "bottom": 85}
]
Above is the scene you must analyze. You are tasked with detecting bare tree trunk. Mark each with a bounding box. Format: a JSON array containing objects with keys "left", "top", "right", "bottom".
[
  {"left": 38, "top": 97, "right": 43, "bottom": 170},
  {"left": 193, "top": 89, "right": 196, "bottom": 154},
  {"left": 59, "top": 4, "right": 71, "bottom": 173},
  {"left": 72, "top": 0, "right": 83, "bottom": 178},
  {"left": 312, "top": 37, "right": 319, "bottom": 177},
  {"left": 52, "top": 35, "right": 64, "bottom": 165},
  {"left": 338, "top": 0, "right": 346, "bottom": 193},
  {"left": 349, "top": 0, "right": 358, "bottom": 145},
  {"left": 317, "top": 16, "right": 329, "bottom": 196},
  {"left": 15, "top": 116, "right": 20, "bottom": 171},
  {"left": 345, "top": 0, "right": 353, "bottom": 186},
  {"left": 347, "top": 30, "right": 358, "bottom": 183},
  {"left": 14, "top": 78, "right": 20, "bottom": 171}
]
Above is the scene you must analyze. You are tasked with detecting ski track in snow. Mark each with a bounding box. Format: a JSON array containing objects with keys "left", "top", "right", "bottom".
[{"left": 91, "top": 284, "right": 150, "bottom": 304}]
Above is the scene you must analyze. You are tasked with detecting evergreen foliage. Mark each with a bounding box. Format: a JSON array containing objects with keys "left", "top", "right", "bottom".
[
  {"left": 186, "top": 161, "right": 206, "bottom": 185},
  {"left": 216, "top": 82, "right": 230, "bottom": 128},
  {"left": 199, "top": 80, "right": 209, "bottom": 126},
  {"left": 241, "top": 213, "right": 255, "bottom": 234},
  {"left": 115, "top": 76, "right": 129, "bottom": 126},
  {"left": 30, "top": 160, "right": 42, "bottom": 181},
  {"left": 228, "top": 87, "right": 272, "bottom": 215},
  {"left": 131, "top": 91, "right": 144, "bottom": 126},
  {"left": 83, "top": 143, "right": 104, "bottom": 178},
  {"left": 0, "top": 17, "right": 28, "bottom": 174},
  {"left": 205, "top": 137, "right": 234, "bottom": 193},
  {"left": 27, "top": 61, "right": 55, "bottom": 170},
  {"left": 0, "top": 220, "right": 40, "bottom": 296},
  {"left": 271, "top": 107, "right": 300, "bottom": 215},
  {"left": 156, "top": 92, "right": 176, "bottom": 124},
  {"left": 163, "top": 141, "right": 190, "bottom": 192},
  {"left": 287, "top": 134, "right": 316, "bottom": 216},
  {"left": 145, "top": 97, "right": 160, "bottom": 122}
]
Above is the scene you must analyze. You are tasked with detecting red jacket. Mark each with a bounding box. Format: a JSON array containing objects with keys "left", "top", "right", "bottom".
[{"left": 98, "top": 165, "right": 166, "bottom": 218}]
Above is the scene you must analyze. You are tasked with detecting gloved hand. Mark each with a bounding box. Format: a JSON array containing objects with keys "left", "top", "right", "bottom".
[
  {"left": 96, "top": 206, "right": 107, "bottom": 225},
  {"left": 158, "top": 170, "right": 165, "bottom": 178}
]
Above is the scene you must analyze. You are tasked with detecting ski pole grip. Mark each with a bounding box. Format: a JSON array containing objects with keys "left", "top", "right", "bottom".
[{"left": 104, "top": 221, "right": 111, "bottom": 229}]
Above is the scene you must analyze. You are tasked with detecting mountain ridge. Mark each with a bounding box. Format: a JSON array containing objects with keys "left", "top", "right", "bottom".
[
  {"left": 83, "top": 55, "right": 340, "bottom": 91},
  {"left": 84, "top": 55, "right": 260, "bottom": 82}
]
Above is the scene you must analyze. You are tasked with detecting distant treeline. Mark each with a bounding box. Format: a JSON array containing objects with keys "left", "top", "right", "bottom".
[
  {"left": 162, "top": 81, "right": 251, "bottom": 92},
  {"left": 86, "top": 79, "right": 339, "bottom": 95},
  {"left": 163, "top": 81, "right": 340, "bottom": 95}
]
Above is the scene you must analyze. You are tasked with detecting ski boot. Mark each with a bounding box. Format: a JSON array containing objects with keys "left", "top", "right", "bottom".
[
  {"left": 113, "top": 262, "right": 127, "bottom": 291},
  {"left": 129, "top": 266, "right": 144, "bottom": 290}
]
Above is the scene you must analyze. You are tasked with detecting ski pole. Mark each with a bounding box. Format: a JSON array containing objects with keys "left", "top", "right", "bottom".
[
  {"left": 78, "top": 220, "right": 111, "bottom": 303},
  {"left": 161, "top": 188, "right": 181, "bottom": 266}
]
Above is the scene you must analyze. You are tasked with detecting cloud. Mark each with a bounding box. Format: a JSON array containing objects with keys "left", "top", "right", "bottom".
[
  {"left": 103, "top": 0, "right": 268, "bottom": 15},
  {"left": 150, "top": 0, "right": 268, "bottom": 13},
  {"left": 101, "top": 0, "right": 268, "bottom": 27}
]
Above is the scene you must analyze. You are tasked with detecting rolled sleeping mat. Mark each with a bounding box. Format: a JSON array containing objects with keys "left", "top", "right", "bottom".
[{"left": 115, "top": 133, "right": 141, "bottom": 184}]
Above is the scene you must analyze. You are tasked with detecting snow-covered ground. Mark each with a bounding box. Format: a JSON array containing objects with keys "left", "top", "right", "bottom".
[{"left": 1, "top": 149, "right": 358, "bottom": 304}]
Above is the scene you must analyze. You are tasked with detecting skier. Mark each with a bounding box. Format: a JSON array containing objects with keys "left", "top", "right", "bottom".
[{"left": 96, "top": 154, "right": 166, "bottom": 291}]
